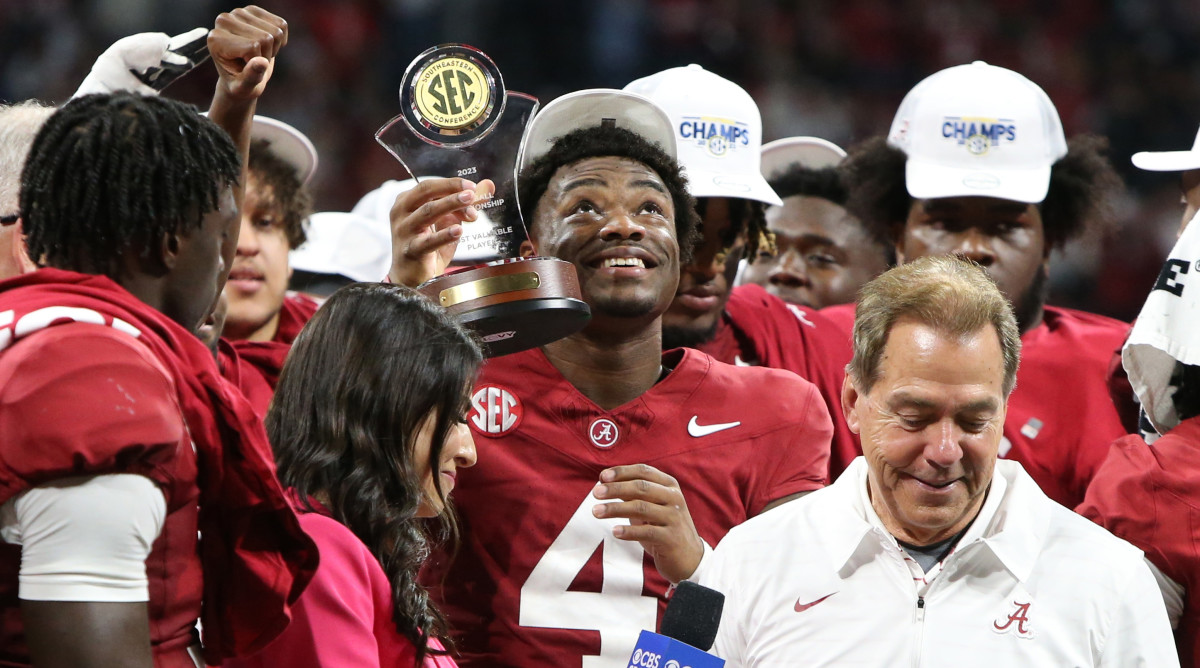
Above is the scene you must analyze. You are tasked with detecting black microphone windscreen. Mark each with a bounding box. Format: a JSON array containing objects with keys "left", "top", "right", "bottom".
[{"left": 660, "top": 581, "right": 725, "bottom": 651}]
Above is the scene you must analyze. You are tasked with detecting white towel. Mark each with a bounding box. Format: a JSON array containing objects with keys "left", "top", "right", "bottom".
[{"left": 1123, "top": 209, "right": 1200, "bottom": 435}]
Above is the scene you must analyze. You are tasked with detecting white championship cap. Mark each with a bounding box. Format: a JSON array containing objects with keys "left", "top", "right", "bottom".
[
  {"left": 289, "top": 211, "right": 391, "bottom": 283},
  {"left": 252, "top": 115, "right": 319, "bottom": 185},
  {"left": 517, "top": 88, "right": 677, "bottom": 174},
  {"left": 887, "top": 61, "right": 1067, "bottom": 204},
  {"left": 625, "top": 64, "right": 781, "bottom": 206},
  {"left": 1131, "top": 125, "right": 1200, "bottom": 172},
  {"left": 760, "top": 137, "right": 847, "bottom": 181}
]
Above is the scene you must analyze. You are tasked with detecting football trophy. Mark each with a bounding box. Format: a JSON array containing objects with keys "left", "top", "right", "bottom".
[{"left": 376, "top": 44, "right": 590, "bottom": 356}]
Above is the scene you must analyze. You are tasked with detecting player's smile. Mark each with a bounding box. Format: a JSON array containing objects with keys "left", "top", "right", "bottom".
[{"left": 586, "top": 244, "right": 659, "bottom": 278}]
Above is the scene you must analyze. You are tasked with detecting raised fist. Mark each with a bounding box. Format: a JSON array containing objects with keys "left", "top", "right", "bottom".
[{"left": 209, "top": 6, "right": 288, "bottom": 101}]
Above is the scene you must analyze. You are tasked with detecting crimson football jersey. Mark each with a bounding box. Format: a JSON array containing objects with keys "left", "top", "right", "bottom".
[
  {"left": 0, "top": 269, "right": 317, "bottom": 665},
  {"left": 425, "top": 347, "right": 832, "bottom": 668},
  {"left": 815, "top": 301, "right": 856, "bottom": 335},
  {"left": 217, "top": 339, "right": 276, "bottom": 420},
  {"left": 1078, "top": 419, "right": 1200, "bottom": 667},
  {"left": 0, "top": 324, "right": 202, "bottom": 667},
  {"left": 817, "top": 303, "right": 1130, "bottom": 508},
  {"left": 1006, "top": 306, "right": 1130, "bottom": 507},
  {"left": 698, "top": 284, "right": 857, "bottom": 481}
]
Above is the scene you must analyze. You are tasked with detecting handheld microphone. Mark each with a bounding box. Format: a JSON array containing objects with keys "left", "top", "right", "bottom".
[{"left": 626, "top": 581, "right": 726, "bottom": 668}]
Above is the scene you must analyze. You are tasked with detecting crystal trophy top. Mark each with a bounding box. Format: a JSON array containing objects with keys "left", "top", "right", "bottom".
[{"left": 376, "top": 43, "right": 537, "bottom": 263}]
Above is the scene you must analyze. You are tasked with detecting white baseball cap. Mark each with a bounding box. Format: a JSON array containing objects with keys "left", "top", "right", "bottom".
[
  {"left": 887, "top": 61, "right": 1067, "bottom": 204},
  {"left": 289, "top": 211, "right": 391, "bottom": 283},
  {"left": 252, "top": 115, "right": 318, "bottom": 185},
  {"left": 624, "top": 65, "right": 781, "bottom": 206},
  {"left": 517, "top": 88, "right": 677, "bottom": 174},
  {"left": 1131, "top": 125, "right": 1200, "bottom": 172},
  {"left": 760, "top": 137, "right": 847, "bottom": 181}
]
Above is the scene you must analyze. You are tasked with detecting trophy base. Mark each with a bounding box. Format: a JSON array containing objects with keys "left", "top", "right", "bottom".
[
  {"left": 417, "top": 257, "right": 591, "bottom": 357},
  {"left": 457, "top": 297, "right": 591, "bottom": 357}
]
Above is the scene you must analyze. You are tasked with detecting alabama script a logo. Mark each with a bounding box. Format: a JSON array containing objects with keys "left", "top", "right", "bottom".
[{"left": 992, "top": 600, "right": 1034, "bottom": 639}]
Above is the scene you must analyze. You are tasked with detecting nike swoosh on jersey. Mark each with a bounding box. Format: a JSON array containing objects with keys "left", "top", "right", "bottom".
[
  {"left": 794, "top": 593, "right": 832, "bottom": 612},
  {"left": 687, "top": 416, "right": 742, "bottom": 437}
]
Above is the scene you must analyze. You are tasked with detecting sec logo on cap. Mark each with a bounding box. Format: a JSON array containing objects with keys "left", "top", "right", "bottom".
[{"left": 469, "top": 384, "right": 522, "bottom": 437}]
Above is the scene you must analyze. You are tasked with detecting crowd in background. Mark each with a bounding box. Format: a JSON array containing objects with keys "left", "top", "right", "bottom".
[{"left": 4, "top": 0, "right": 1200, "bottom": 320}]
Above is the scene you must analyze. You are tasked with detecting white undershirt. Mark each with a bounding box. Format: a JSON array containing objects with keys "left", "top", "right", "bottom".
[
  {"left": 0, "top": 474, "right": 167, "bottom": 601},
  {"left": 1146, "top": 557, "right": 1186, "bottom": 629}
]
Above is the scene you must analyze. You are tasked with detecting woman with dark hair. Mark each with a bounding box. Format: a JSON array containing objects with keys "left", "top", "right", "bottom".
[{"left": 224, "top": 282, "right": 483, "bottom": 668}]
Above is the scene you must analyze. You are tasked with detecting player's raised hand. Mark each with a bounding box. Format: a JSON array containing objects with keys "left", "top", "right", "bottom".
[
  {"left": 592, "top": 463, "right": 706, "bottom": 584},
  {"left": 389, "top": 177, "right": 495, "bottom": 287},
  {"left": 209, "top": 6, "right": 287, "bottom": 101}
]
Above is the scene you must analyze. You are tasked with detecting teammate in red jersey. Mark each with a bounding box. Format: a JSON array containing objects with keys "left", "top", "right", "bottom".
[
  {"left": 1079, "top": 418, "right": 1200, "bottom": 666},
  {"left": 624, "top": 66, "right": 856, "bottom": 480},
  {"left": 390, "top": 89, "right": 833, "bottom": 667},
  {"left": 0, "top": 10, "right": 317, "bottom": 666},
  {"left": 218, "top": 117, "right": 320, "bottom": 411},
  {"left": 739, "top": 137, "right": 890, "bottom": 310},
  {"left": 828, "top": 61, "right": 1128, "bottom": 509}
]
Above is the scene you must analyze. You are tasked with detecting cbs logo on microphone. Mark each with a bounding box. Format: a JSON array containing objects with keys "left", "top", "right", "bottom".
[{"left": 629, "top": 650, "right": 689, "bottom": 668}]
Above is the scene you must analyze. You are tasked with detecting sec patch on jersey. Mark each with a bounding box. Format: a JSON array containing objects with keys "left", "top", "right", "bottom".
[{"left": 469, "top": 383, "right": 522, "bottom": 437}]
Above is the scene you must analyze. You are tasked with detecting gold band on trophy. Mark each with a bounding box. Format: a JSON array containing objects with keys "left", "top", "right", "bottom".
[{"left": 438, "top": 271, "right": 541, "bottom": 307}]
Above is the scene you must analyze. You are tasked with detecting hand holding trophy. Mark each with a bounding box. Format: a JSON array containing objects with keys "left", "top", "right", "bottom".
[{"left": 377, "top": 44, "right": 590, "bottom": 356}]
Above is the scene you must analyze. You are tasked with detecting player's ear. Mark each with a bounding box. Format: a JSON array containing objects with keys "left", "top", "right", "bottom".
[
  {"left": 841, "top": 373, "right": 862, "bottom": 435},
  {"left": 153, "top": 228, "right": 181, "bottom": 276}
]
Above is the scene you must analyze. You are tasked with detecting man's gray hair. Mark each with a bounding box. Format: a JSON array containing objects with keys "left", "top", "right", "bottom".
[
  {"left": 849, "top": 254, "right": 1022, "bottom": 396},
  {"left": 0, "top": 100, "right": 56, "bottom": 218}
]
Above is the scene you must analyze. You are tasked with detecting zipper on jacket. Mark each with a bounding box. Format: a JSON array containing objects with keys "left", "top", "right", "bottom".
[{"left": 912, "top": 596, "right": 926, "bottom": 667}]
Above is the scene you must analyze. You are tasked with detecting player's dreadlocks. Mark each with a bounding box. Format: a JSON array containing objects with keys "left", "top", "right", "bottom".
[
  {"left": 694, "top": 196, "right": 774, "bottom": 265},
  {"left": 249, "top": 138, "right": 310, "bottom": 249},
  {"left": 842, "top": 134, "right": 1123, "bottom": 249},
  {"left": 515, "top": 124, "right": 703, "bottom": 263},
  {"left": 20, "top": 92, "right": 240, "bottom": 277}
]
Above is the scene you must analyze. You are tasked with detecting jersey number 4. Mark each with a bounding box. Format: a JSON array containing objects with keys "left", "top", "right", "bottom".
[{"left": 519, "top": 491, "right": 658, "bottom": 667}]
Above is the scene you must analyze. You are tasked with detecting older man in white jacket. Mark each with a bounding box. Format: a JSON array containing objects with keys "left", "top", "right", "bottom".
[{"left": 693, "top": 254, "right": 1178, "bottom": 667}]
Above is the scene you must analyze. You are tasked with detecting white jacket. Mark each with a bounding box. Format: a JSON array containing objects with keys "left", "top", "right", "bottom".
[{"left": 696, "top": 458, "right": 1179, "bottom": 667}]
